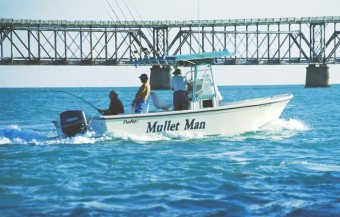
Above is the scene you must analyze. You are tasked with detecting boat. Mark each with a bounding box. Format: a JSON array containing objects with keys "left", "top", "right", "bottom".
[{"left": 53, "top": 49, "right": 293, "bottom": 138}]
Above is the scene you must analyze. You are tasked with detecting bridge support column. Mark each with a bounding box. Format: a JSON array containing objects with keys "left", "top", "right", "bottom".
[
  {"left": 150, "top": 65, "right": 173, "bottom": 90},
  {"left": 305, "top": 64, "right": 330, "bottom": 88}
]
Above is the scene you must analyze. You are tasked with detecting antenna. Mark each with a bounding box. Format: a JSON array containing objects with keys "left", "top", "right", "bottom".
[
  {"left": 198, "top": 0, "right": 200, "bottom": 21},
  {"left": 197, "top": 0, "right": 201, "bottom": 53}
]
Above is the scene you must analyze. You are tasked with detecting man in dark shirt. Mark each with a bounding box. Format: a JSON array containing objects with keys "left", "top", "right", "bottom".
[{"left": 97, "top": 90, "right": 124, "bottom": 115}]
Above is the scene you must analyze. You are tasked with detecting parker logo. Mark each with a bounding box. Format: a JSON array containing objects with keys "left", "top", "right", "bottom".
[{"left": 123, "top": 119, "right": 138, "bottom": 124}]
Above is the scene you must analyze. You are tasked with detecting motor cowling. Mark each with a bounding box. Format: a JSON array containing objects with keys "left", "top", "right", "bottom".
[{"left": 60, "top": 110, "right": 88, "bottom": 137}]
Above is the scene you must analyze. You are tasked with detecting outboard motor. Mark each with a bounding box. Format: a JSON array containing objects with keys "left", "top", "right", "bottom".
[{"left": 60, "top": 110, "right": 88, "bottom": 137}]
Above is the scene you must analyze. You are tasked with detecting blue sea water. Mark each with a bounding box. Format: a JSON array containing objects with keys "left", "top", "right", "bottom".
[{"left": 0, "top": 85, "right": 339, "bottom": 216}]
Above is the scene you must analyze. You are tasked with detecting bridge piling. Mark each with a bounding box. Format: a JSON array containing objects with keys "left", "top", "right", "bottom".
[{"left": 305, "top": 64, "right": 330, "bottom": 88}]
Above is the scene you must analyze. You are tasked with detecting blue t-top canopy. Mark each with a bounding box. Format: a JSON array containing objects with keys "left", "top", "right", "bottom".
[{"left": 133, "top": 49, "right": 234, "bottom": 67}]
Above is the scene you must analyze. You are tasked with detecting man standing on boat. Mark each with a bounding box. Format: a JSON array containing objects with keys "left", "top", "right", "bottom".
[
  {"left": 97, "top": 90, "right": 124, "bottom": 115},
  {"left": 132, "top": 73, "right": 151, "bottom": 113},
  {"left": 171, "top": 69, "right": 187, "bottom": 111}
]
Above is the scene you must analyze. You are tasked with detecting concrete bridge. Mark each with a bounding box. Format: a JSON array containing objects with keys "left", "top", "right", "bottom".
[{"left": 1, "top": 16, "right": 340, "bottom": 87}]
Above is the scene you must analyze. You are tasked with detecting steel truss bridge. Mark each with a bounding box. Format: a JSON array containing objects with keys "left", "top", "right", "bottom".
[{"left": 1, "top": 16, "right": 340, "bottom": 66}]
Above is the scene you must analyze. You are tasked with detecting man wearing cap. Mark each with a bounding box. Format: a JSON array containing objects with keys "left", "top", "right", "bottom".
[
  {"left": 97, "top": 90, "right": 124, "bottom": 115},
  {"left": 171, "top": 68, "right": 187, "bottom": 111},
  {"left": 132, "top": 73, "right": 151, "bottom": 113}
]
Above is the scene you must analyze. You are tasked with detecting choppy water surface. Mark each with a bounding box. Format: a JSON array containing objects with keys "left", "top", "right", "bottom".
[{"left": 1, "top": 85, "right": 339, "bottom": 216}]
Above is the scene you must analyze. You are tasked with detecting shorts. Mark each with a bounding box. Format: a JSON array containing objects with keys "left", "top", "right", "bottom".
[{"left": 134, "top": 99, "right": 148, "bottom": 113}]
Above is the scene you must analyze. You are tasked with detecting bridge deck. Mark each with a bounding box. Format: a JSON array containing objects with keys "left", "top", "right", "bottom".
[{"left": 1, "top": 16, "right": 340, "bottom": 28}]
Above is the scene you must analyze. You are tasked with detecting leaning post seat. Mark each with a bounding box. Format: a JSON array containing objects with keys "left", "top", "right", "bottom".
[{"left": 150, "top": 92, "right": 172, "bottom": 111}]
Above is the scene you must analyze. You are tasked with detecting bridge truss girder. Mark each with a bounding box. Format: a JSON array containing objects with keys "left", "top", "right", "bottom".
[{"left": 0, "top": 19, "right": 339, "bottom": 65}]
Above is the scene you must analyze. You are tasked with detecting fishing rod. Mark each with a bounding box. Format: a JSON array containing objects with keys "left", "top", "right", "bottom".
[
  {"left": 105, "top": 0, "right": 154, "bottom": 58},
  {"left": 47, "top": 90, "right": 100, "bottom": 112}
]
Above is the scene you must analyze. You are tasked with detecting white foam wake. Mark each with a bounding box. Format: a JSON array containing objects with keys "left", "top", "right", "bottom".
[
  {"left": 281, "top": 161, "right": 340, "bottom": 172},
  {"left": 104, "top": 130, "right": 206, "bottom": 143},
  {"left": 262, "top": 118, "right": 310, "bottom": 131},
  {"left": 0, "top": 125, "right": 45, "bottom": 145},
  {"left": 256, "top": 118, "right": 310, "bottom": 140},
  {"left": 221, "top": 118, "right": 310, "bottom": 141},
  {"left": 0, "top": 125, "right": 114, "bottom": 145}
]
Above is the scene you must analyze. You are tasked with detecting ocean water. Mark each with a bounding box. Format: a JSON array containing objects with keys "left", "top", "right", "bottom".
[{"left": 0, "top": 85, "right": 339, "bottom": 216}]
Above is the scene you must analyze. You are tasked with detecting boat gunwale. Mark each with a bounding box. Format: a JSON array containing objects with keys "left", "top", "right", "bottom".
[{"left": 91, "top": 94, "right": 293, "bottom": 121}]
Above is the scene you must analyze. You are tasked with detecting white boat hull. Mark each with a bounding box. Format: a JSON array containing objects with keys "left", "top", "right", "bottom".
[
  {"left": 88, "top": 94, "right": 292, "bottom": 137},
  {"left": 53, "top": 51, "right": 293, "bottom": 139}
]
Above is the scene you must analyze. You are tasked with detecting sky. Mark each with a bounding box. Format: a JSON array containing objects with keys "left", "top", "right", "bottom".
[{"left": 1, "top": 0, "right": 340, "bottom": 87}]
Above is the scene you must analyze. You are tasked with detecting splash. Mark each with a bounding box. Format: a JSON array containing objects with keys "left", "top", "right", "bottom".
[
  {"left": 220, "top": 118, "right": 310, "bottom": 141},
  {"left": 281, "top": 161, "right": 340, "bottom": 172},
  {"left": 0, "top": 125, "right": 114, "bottom": 145},
  {"left": 104, "top": 130, "right": 206, "bottom": 143},
  {"left": 261, "top": 118, "right": 310, "bottom": 132},
  {"left": 257, "top": 118, "right": 309, "bottom": 140},
  {"left": 0, "top": 137, "right": 11, "bottom": 145},
  {"left": 38, "top": 133, "right": 115, "bottom": 145},
  {"left": 0, "top": 125, "right": 45, "bottom": 145}
]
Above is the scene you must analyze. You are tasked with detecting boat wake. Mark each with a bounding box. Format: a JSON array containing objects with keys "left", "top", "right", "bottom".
[
  {"left": 0, "top": 118, "right": 309, "bottom": 145},
  {"left": 280, "top": 160, "right": 340, "bottom": 172},
  {"left": 227, "top": 118, "right": 310, "bottom": 141},
  {"left": 0, "top": 124, "right": 46, "bottom": 145},
  {"left": 258, "top": 118, "right": 310, "bottom": 140},
  {"left": 0, "top": 125, "right": 114, "bottom": 145},
  {"left": 262, "top": 118, "right": 310, "bottom": 132},
  {"left": 106, "top": 130, "right": 207, "bottom": 143}
]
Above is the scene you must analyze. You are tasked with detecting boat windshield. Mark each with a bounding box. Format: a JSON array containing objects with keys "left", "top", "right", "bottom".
[{"left": 185, "top": 64, "right": 217, "bottom": 102}]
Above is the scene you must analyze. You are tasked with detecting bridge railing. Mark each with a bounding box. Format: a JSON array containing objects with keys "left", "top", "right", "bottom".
[{"left": 2, "top": 16, "right": 340, "bottom": 27}]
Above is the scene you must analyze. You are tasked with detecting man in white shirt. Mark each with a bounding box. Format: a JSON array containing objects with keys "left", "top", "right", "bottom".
[{"left": 171, "top": 69, "right": 187, "bottom": 111}]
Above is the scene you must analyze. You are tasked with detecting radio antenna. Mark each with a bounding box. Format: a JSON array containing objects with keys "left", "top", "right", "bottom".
[{"left": 197, "top": 0, "right": 201, "bottom": 53}]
